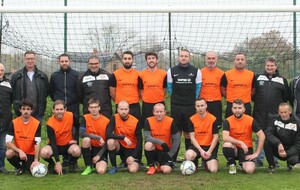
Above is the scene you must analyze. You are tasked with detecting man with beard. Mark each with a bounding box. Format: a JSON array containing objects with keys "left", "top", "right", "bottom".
[
  {"left": 110, "top": 51, "right": 143, "bottom": 167},
  {"left": 200, "top": 51, "right": 224, "bottom": 127},
  {"left": 106, "top": 101, "right": 142, "bottom": 174},
  {"left": 50, "top": 53, "right": 80, "bottom": 140},
  {"left": 40, "top": 100, "right": 81, "bottom": 175},
  {"left": 222, "top": 99, "right": 265, "bottom": 174},
  {"left": 78, "top": 55, "right": 112, "bottom": 119},
  {"left": 139, "top": 52, "right": 167, "bottom": 127},
  {"left": 5, "top": 99, "right": 42, "bottom": 175},
  {"left": 221, "top": 53, "right": 255, "bottom": 118},
  {"left": 110, "top": 51, "right": 142, "bottom": 120}
]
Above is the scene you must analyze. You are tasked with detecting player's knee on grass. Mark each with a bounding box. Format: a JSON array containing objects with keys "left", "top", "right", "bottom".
[
  {"left": 207, "top": 160, "right": 218, "bottom": 173},
  {"left": 96, "top": 161, "right": 107, "bottom": 175},
  {"left": 161, "top": 165, "right": 172, "bottom": 174},
  {"left": 242, "top": 162, "right": 255, "bottom": 174}
]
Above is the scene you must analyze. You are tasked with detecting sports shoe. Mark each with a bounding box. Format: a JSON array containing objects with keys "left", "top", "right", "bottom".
[
  {"left": 69, "top": 164, "right": 76, "bottom": 173},
  {"left": 109, "top": 166, "right": 118, "bottom": 174},
  {"left": 14, "top": 168, "right": 23, "bottom": 176},
  {"left": 287, "top": 165, "right": 293, "bottom": 171},
  {"left": 229, "top": 164, "right": 237, "bottom": 174},
  {"left": 81, "top": 166, "right": 92, "bottom": 176},
  {"left": 146, "top": 166, "right": 156, "bottom": 175},
  {"left": 0, "top": 167, "right": 9, "bottom": 175},
  {"left": 268, "top": 166, "right": 275, "bottom": 174}
]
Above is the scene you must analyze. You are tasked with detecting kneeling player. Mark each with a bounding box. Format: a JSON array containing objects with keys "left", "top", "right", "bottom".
[
  {"left": 40, "top": 100, "right": 81, "bottom": 175},
  {"left": 6, "top": 99, "right": 42, "bottom": 175},
  {"left": 185, "top": 98, "right": 219, "bottom": 173},
  {"left": 106, "top": 101, "right": 142, "bottom": 174},
  {"left": 80, "top": 98, "right": 110, "bottom": 175},
  {"left": 144, "top": 103, "right": 180, "bottom": 175},
  {"left": 222, "top": 99, "right": 265, "bottom": 174}
]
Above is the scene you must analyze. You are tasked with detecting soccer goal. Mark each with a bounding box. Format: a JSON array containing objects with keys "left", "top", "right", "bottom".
[{"left": 0, "top": 0, "right": 299, "bottom": 79}]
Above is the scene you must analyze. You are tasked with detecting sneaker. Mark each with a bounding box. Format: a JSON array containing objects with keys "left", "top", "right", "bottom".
[
  {"left": 293, "top": 163, "right": 300, "bottom": 169},
  {"left": 0, "top": 167, "right": 9, "bottom": 175},
  {"left": 287, "top": 165, "right": 293, "bottom": 171},
  {"left": 156, "top": 164, "right": 161, "bottom": 172},
  {"left": 69, "top": 164, "right": 76, "bottom": 173},
  {"left": 268, "top": 166, "right": 275, "bottom": 174},
  {"left": 229, "top": 164, "right": 237, "bottom": 174},
  {"left": 81, "top": 166, "right": 92, "bottom": 176},
  {"left": 146, "top": 166, "right": 156, "bottom": 175},
  {"left": 14, "top": 168, "right": 23, "bottom": 176},
  {"left": 139, "top": 162, "right": 145, "bottom": 169},
  {"left": 109, "top": 166, "right": 118, "bottom": 174},
  {"left": 176, "top": 156, "right": 184, "bottom": 163}
]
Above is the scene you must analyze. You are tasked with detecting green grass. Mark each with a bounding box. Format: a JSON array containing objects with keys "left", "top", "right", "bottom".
[{"left": 1, "top": 157, "right": 300, "bottom": 190}]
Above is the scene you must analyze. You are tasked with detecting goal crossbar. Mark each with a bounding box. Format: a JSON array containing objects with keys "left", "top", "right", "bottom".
[{"left": 0, "top": 6, "right": 300, "bottom": 13}]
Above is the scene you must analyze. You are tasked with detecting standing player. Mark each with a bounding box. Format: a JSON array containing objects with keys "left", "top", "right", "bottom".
[
  {"left": 78, "top": 55, "right": 112, "bottom": 119},
  {"left": 5, "top": 99, "right": 42, "bottom": 175},
  {"left": 167, "top": 49, "right": 202, "bottom": 158},
  {"left": 0, "top": 63, "right": 12, "bottom": 174},
  {"left": 253, "top": 56, "right": 290, "bottom": 169},
  {"left": 139, "top": 52, "right": 167, "bottom": 127},
  {"left": 221, "top": 53, "right": 255, "bottom": 118},
  {"left": 144, "top": 103, "right": 180, "bottom": 175},
  {"left": 50, "top": 53, "right": 80, "bottom": 140},
  {"left": 106, "top": 101, "right": 142, "bottom": 174},
  {"left": 80, "top": 98, "right": 110, "bottom": 175},
  {"left": 40, "top": 100, "right": 81, "bottom": 175},
  {"left": 200, "top": 51, "right": 224, "bottom": 127},
  {"left": 110, "top": 51, "right": 142, "bottom": 120},
  {"left": 11, "top": 50, "right": 49, "bottom": 122},
  {"left": 222, "top": 99, "right": 265, "bottom": 174},
  {"left": 185, "top": 98, "right": 219, "bottom": 173}
]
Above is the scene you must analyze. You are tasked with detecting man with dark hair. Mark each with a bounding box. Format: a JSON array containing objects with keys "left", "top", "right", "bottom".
[
  {"left": 50, "top": 53, "right": 80, "bottom": 140},
  {"left": 222, "top": 99, "right": 265, "bottom": 174},
  {"left": 185, "top": 98, "right": 219, "bottom": 173},
  {"left": 266, "top": 103, "right": 300, "bottom": 172},
  {"left": 106, "top": 100, "right": 142, "bottom": 174},
  {"left": 110, "top": 51, "right": 142, "bottom": 120},
  {"left": 11, "top": 50, "right": 49, "bottom": 123},
  {"left": 109, "top": 51, "right": 143, "bottom": 166},
  {"left": 139, "top": 52, "right": 167, "bottom": 127},
  {"left": 0, "top": 63, "right": 12, "bottom": 174},
  {"left": 40, "top": 100, "right": 81, "bottom": 175},
  {"left": 78, "top": 55, "right": 112, "bottom": 119},
  {"left": 167, "top": 49, "right": 202, "bottom": 160},
  {"left": 221, "top": 53, "right": 255, "bottom": 118},
  {"left": 253, "top": 56, "right": 290, "bottom": 170},
  {"left": 80, "top": 98, "right": 110, "bottom": 175},
  {"left": 5, "top": 99, "right": 42, "bottom": 175},
  {"left": 144, "top": 103, "right": 180, "bottom": 175}
]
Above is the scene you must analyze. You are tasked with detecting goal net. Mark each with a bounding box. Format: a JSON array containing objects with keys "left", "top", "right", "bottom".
[{"left": 1, "top": 0, "right": 299, "bottom": 79}]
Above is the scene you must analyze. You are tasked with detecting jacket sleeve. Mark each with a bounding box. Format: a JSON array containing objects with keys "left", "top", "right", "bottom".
[{"left": 265, "top": 120, "right": 282, "bottom": 147}]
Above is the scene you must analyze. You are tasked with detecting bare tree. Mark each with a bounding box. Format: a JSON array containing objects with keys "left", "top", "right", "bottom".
[{"left": 87, "top": 24, "right": 137, "bottom": 53}]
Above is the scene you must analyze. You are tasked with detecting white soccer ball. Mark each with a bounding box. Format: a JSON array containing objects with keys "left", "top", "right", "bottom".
[
  {"left": 31, "top": 163, "right": 48, "bottom": 177},
  {"left": 180, "top": 160, "right": 196, "bottom": 175}
]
